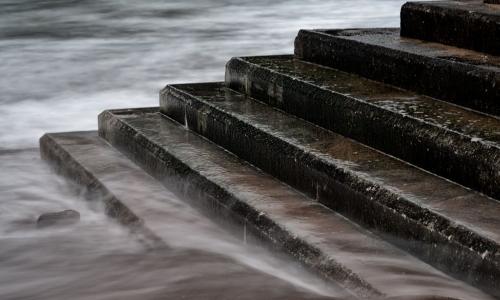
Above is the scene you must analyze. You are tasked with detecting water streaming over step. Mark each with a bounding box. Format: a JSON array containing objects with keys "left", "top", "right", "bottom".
[{"left": 0, "top": 149, "right": 346, "bottom": 299}]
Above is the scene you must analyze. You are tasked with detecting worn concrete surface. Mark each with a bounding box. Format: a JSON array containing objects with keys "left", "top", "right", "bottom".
[
  {"left": 226, "top": 55, "right": 500, "bottom": 204},
  {"left": 294, "top": 28, "right": 500, "bottom": 117},
  {"left": 401, "top": 1, "right": 500, "bottom": 55},
  {"left": 97, "top": 108, "right": 495, "bottom": 299},
  {"left": 161, "top": 82, "right": 500, "bottom": 297}
]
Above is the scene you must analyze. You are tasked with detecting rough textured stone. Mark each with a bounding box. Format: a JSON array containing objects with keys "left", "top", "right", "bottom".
[
  {"left": 161, "top": 82, "right": 500, "bottom": 297},
  {"left": 294, "top": 28, "right": 500, "bottom": 116},
  {"left": 401, "top": 1, "right": 500, "bottom": 55},
  {"left": 225, "top": 55, "right": 500, "bottom": 202},
  {"left": 95, "top": 109, "right": 493, "bottom": 299},
  {"left": 37, "top": 209, "right": 80, "bottom": 228}
]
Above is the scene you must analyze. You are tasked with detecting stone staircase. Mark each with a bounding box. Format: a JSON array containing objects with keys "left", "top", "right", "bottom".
[{"left": 40, "top": 1, "right": 500, "bottom": 299}]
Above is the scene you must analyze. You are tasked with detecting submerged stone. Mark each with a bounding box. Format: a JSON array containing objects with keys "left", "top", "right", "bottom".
[{"left": 37, "top": 209, "right": 80, "bottom": 228}]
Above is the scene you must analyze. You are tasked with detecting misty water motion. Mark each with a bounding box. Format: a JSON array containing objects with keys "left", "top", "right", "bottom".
[{"left": 0, "top": 0, "right": 407, "bottom": 299}]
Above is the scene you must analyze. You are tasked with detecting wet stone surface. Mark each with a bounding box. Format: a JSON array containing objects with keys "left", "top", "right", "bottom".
[
  {"left": 240, "top": 56, "right": 500, "bottom": 143},
  {"left": 401, "top": 1, "right": 500, "bottom": 55},
  {"left": 161, "top": 82, "right": 500, "bottom": 297},
  {"left": 96, "top": 110, "right": 493, "bottom": 299},
  {"left": 294, "top": 28, "right": 500, "bottom": 117},
  {"left": 225, "top": 55, "right": 500, "bottom": 208}
]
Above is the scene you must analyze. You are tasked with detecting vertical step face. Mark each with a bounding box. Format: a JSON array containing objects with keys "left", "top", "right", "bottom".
[
  {"left": 294, "top": 28, "right": 500, "bottom": 116},
  {"left": 225, "top": 55, "right": 500, "bottom": 202},
  {"left": 160, "top": 82, "right": 500, "bottom": 297},
  {"left": 98, "top": 108, "right": 495, "bottom": 300},
  {"left": 401, "top": 1, "right": 500, "bottom": 56}
]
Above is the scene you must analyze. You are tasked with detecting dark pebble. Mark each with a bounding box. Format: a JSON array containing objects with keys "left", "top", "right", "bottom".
[{"left": 37, "top": 209, "right": 80, "bottom": 228}]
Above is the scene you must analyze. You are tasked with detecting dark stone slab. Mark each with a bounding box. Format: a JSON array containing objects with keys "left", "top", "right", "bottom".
[
  {"left": 161, "top": 82, "right": 500, "bottom": 297},
  {"left": 401, "top": 1, "right": 500, "bottom": 55},
  {"left": 225, "top": 55, "right": 500, "bottom": 202},
  {"left": 98, "top": 108, "right": 493, "bottom": 299},
  {"left": 294, "top": 28, "right": 500, "bottom": 116}
]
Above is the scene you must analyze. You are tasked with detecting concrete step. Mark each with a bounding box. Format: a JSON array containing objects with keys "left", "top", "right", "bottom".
[
  {"left": 225, "top": 55, "right": 500, "bottom": 202},
  {"left": 38, "top": 131, "right": 347, "bottom": 300},
  {"left": 401, "top": 1, "right": 500, "bottom": 56},
  {"left": 294, "top": 28, "right": 500, "bottom": 116},
  {"left": 161, "top": 82, "right": 500, "bottom": 297},
  {"left": 97, "top": 107, "right": 494, "bottom": 300},
  {"left": 39, "top": 130, "right": 181, "bottom": 248}
]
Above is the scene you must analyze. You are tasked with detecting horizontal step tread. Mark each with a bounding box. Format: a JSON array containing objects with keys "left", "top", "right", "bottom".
[
  {"left": 234, "top": 55, "right": 500, "bottom": 145},
  {"left": 294, "top": 28, "right": 500, "bottom": 117},
  {"left": 401, "top": 0, "right": 500, "bottom": 55},
  {"left": 321, "top": 28, "right": 500, "bottom": 70}
]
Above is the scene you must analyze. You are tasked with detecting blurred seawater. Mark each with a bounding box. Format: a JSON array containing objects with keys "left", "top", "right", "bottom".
[{"left": 0, "top": 0, "right": 406, "bottom": 148}]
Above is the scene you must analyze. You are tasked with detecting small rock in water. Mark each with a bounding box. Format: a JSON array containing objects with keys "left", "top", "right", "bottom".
[{"left": 37, "top": 209, "right": 80, "bottom": 228}]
